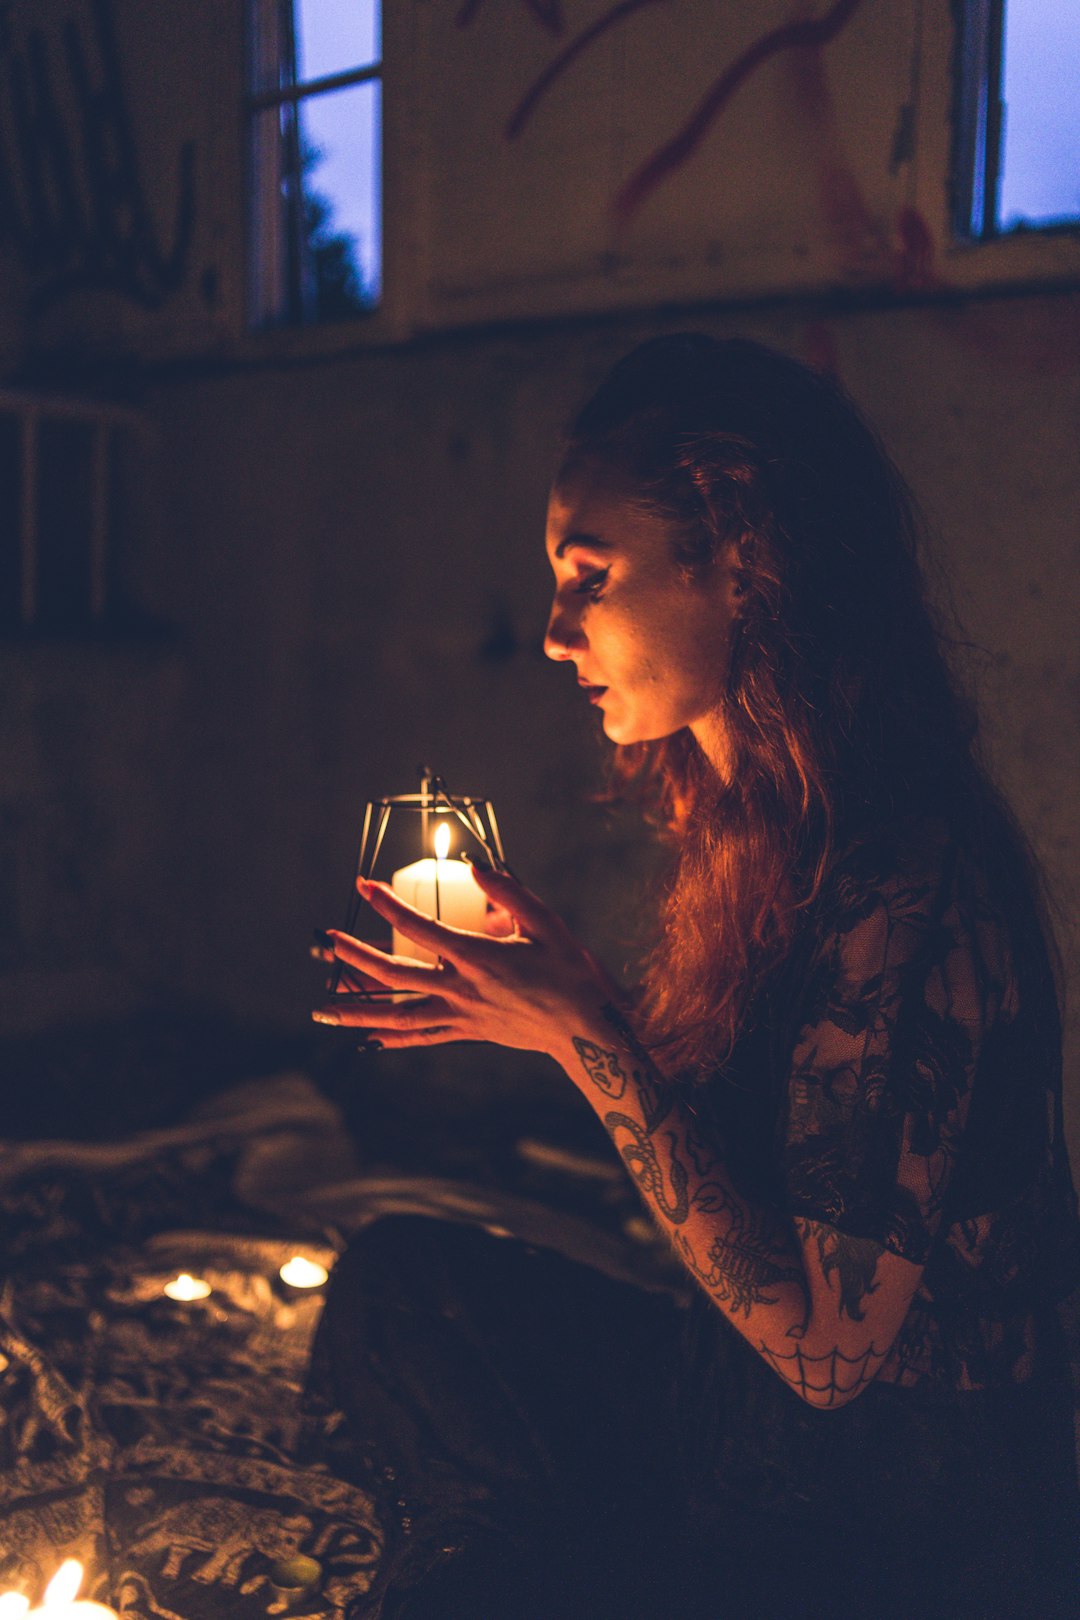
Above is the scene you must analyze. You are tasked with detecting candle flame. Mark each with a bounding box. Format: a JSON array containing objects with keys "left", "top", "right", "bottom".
[
  {"left": 44, "top": 1561, "right": 83, "bottom": 1607},
  {"left": 0, "top": 1594, "right": 30, "bottom": 1617},
  {"left": 163, "top": 1273, "right": 211, "bottom": 1301},
  {"left": 279, "top": 1255, "right": 330, "bottom": 1288},
  {"left": 433, "top": 822, "right": 451, "bottom": 860}
]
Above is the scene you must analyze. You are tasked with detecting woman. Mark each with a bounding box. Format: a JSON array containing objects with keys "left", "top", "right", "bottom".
[{"left": 310, "top": 336, "right": 1080, "bottom": 1619}]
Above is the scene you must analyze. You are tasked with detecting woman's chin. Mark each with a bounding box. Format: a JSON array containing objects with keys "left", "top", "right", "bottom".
[{"left": 602, "top": 716, "right": 649, "bottom": 746}]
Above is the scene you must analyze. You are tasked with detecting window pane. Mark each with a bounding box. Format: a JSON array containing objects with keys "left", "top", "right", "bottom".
[
  {"left": 251, "top": 80, "right": 380, "bottom": 325},
  {"left": 296, "top": 0, "right": 379, "bottom": 82},
  {"left": 999, "top": 0, "right": 1080, "bottom": 228},
  {"left": 300, "top": 79, "right": 381, "bottom": 316},
  {"left": 37, "top": 420, "right": 94, "bottom": 629}
]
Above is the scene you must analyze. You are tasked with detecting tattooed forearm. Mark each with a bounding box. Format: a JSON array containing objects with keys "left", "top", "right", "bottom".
[
  {"left": 572, "top": 1031, "right": 673, "bottom": 1130},
  {"left": 598, "top": 1002, "right": 677, "bottom": 1130},
  {"left": 795, "top": 1220, "right": 882, "bottom": 1322},
  {"left": 684, "top": 1115, "right": 725, "bottom": 1178},
  {"left": 674, "top": 1207, "right": 808, "bottom": 1318},
  {"left": 571, "top": 1036, "right": 629, "bottom": 1099},
  {"left": 604, "top": 1112, "right": 690, "bottom": 1224},
  {"left": 600, "top": 1000, "right": 653, "bottom": 1068},
  {"left": 563, "top": 1015, "right": 899, "bottom": 1409}
]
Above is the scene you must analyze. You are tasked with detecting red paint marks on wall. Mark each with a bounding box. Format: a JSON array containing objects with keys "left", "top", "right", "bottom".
[
  {"left": 610, "top": 0, "right": 866, "bottom": 219},
  {"left": 504, "top": 0, "right": 665, "bottom": 139},
  {"left": 779, "top": 16, "right": 890, "bottom": 283},
  {"left": 892, "top": 205, "right": 939, "bottom": 292},
  {"left": 506, "top": 0, "right": 867, "bottom": 225},
  {"left": 484, "top": 1, "right": 964, "bottom": 310}
]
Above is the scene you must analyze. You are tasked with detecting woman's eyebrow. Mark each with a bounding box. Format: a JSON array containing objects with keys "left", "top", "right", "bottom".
[{"left": 554, "top": 531, "right": 615, "bottom": 559}]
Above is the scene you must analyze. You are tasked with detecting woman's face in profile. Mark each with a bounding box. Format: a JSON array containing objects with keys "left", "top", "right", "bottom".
[{"left": 544, "top": 463, "right": 741, "bottom": 757}]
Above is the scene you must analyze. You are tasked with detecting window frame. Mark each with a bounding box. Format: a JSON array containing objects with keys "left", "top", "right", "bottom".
[
  {"left": 0, "top": 391, "right": 139, "bottom": 638},
  {"left": 245, "top": 0, "right": 384, "bottom": 332},
  {"left": 952, "top": 0, "right": 1080, "bottom": 243}
]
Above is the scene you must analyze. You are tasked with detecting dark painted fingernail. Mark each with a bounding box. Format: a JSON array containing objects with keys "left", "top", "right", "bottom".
[
  {"left": 313, "top": 928, "right": 334, "bottom": 949},
  {"left": 462, "top": 850, "right": 491, "bottom": 871},
  {"left": 357, "top": 1037, "right": 383, "bottom": 1052}
]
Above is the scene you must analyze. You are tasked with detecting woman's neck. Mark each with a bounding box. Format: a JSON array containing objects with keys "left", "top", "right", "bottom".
[{"left": 690, "top": 712, "right": 733, "bottom": 786}]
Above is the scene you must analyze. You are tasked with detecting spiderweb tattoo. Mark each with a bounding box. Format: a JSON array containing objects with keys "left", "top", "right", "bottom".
[{"left": 759, "top": 1339, "right": 890, "bottom": 1406}]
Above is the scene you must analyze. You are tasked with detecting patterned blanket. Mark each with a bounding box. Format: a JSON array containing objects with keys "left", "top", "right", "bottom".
[{"left": 0, "top": 1073, "right": 664, "bottom": 1617}]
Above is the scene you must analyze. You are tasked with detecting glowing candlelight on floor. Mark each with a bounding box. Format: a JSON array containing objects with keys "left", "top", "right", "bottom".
[
  {"left": 390, "top": 819, "right": 487, "bottom": 963},
  {"left": 24, "top": 1561, "right": 118, "bottom": 1618},
  {"left": 279, "top": 1256, "right": 329, "bottom": 1289},
  {"left": 163, "top": 1273, "right": 211, "bottom": 1301}
]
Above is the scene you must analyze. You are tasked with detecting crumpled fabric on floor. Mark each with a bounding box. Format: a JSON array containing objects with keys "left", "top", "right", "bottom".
[
  {"left": 0, "top": 1075, "right": 381, "bottom": 1615},
  {"left": 0, "top": 1071, "right": 675, "bottom": 1616}
]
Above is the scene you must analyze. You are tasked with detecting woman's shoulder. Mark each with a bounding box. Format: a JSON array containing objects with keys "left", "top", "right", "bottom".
[
  {"left": 818, "top": 799, "right": 1060, "bottom": 1028},
  {"left": 822, "top": 810, "right": 956, "bottom": 922},
  {"left": 815, "top": 806, "right": 1029, "bottom": 989},
  {"left": 825, "top": 799, "right": 1028, "bottom": 912}
]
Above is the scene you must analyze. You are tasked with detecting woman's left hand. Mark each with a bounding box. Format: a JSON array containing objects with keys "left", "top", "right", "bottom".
[{"left": 312, "top": 866, "right": 621, "bottom": 1058}]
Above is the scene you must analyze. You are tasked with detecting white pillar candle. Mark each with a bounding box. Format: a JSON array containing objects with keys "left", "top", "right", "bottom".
[{"left": 390, "top": 822, "right": 487, "bottom": 963}]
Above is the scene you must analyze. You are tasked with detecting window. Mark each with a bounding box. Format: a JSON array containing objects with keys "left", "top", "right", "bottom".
[
  {"left": 954, "top": 0, "right": 1080, "bottom": 239},
  {"left": 0, "top": 393, "right": 136, "bottom": 635},
  {"left": 248, "top": 0, "right": 382, "bottom": 328}
]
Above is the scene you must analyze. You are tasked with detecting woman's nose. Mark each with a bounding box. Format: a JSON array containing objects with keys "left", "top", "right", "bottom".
[{"left": 543, "top": 596, "right": 584, "bottom": 662}]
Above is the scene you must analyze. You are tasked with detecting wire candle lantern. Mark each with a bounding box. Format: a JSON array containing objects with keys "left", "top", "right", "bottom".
[{"left": 327, "top": 768, "right": 510, "bottom": 1002}]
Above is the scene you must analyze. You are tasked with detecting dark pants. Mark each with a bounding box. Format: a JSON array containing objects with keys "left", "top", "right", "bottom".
[{"left": 307, "top": 1215, "right": 1080, "bottom": 1620}]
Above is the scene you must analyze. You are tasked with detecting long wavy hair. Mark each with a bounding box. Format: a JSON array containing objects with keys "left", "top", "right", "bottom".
[{"left": 561, "top": 334, "right": 1062, "bottom": 1081}]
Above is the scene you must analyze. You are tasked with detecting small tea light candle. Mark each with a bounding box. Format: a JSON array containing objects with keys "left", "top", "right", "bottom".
[
  {"left": 279, "top": 1256, "right": 329, "bottom": 1290},
  {"left": 0, "top": 1594, "right": 30, "bottom": 1617},
  {"left": 23, "top": 1560, "right": 119, "bottom": 1618},
  {"left": 268, "top": 1555, "right": 322, "bottom": 1601},
  {"left": 163, "top": 1273, "right": 211, "bottom": 1302}
]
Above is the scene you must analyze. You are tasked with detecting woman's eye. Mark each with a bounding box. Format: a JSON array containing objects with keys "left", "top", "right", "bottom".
[{"left": 573, "top": 569, "right": 609, "bottom": 603}]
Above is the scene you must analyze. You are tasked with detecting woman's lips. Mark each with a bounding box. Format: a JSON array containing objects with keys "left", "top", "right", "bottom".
[{"left": 580, "top": 683, "right": 607, "bottom": 704}]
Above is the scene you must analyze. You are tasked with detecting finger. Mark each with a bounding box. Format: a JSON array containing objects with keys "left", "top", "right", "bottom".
[
  {"left": 312, "top": 948, "right": 384, "bottom": 994},
  {"left": 481, "top": 903, "right": 516, "bottom": 939},
  {"left": 313, "top": 996, "right": 458, "bottom": 1031},
  {"left": 358, "top": 1026, "right": 459, "bottom": 1051},
  {"left": 327, "top": 929, "right": 453, "bottom": 993},
  {"left": 331, "top": 962, "right": 385, "bottom": 994},
  {"left": 314, "top": 941, "right": 406, "bottom": 994},
  {"left": 355, "top": 880, "right": 483, "bottom": 964},
  {"left": 461, "top": 862, "right": 557, "bottom": 939}
]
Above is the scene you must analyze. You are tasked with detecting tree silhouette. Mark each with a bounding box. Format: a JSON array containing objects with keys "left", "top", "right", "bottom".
[{"left": 301, "top": 138, "right": 375, "bottom": 320}]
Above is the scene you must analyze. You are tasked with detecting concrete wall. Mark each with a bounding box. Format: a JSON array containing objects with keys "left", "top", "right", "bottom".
[
  {"left": 1, "top": 2, "right": 1077, "bottom": 1155},
  {"left": 140, "top": 298, "right": 1080, "bottom": 1036}
]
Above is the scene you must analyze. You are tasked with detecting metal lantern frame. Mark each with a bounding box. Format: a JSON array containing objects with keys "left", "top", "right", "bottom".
[{"left": 327, "top": 770, "right": 509, "bottom": 1000}]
